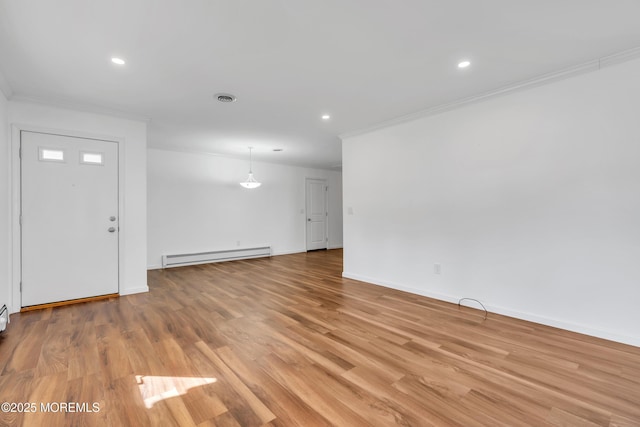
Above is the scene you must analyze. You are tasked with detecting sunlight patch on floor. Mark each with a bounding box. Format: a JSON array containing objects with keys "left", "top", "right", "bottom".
[{"left": 135, "top": 375, "right": 217, "bottom": 408}]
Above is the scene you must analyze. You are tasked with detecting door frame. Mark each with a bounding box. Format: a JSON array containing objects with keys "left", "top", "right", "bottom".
[
  {"left": 305, "top": 177, "right": 329, "bottom": 251},
  {"left": 9, "top": 124, "right": 126, "bottom": 312}
]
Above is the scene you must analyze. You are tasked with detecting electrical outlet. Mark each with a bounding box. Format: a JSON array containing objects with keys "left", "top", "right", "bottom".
[
  {"left": 236, "top": 241, "right": 241, "bottom": 247},
  {"left": 434, "top": 263, "right": 441, "bottom": 275}
]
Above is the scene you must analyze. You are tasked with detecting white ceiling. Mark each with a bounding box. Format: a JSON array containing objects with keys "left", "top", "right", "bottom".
[{"left": 1, "top": 1, "right": 640, "bottom": 170}]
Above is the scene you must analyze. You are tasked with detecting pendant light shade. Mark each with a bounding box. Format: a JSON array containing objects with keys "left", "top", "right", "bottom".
[
  {"left": 240, "top": 147, "right": 261, "bottom": 189},
  {"left": 240, "top": 173, "right": 261, "bottom": 189}
]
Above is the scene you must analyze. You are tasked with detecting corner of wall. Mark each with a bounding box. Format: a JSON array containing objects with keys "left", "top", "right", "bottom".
[
  {"left": 0, "top": 89, "right": 10, "bottom": 312},
  {"left": 342, "top": 57, "right": 640, "bottom": 347}
]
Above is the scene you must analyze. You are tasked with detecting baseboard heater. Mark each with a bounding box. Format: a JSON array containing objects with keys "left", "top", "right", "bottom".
[
  {"left": 0, "top": 304, "right": 8, "bottom": 333},
  {"left": 162, "top": 246, "right": 271, "bottom": 268}
]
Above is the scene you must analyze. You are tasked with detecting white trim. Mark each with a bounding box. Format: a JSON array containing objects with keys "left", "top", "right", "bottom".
[
  {"left": 342, "top": 271, "right": 640, "bottom": 348},
  {"left": 341, "top": 46, "right": 640, "bottom": 140},
  {"left": 10, "top": 126, "right": 19, "bottom": 313},
  {"left": 271, "top": 249, "right": 306, "bottom": 257},
  {"left": 0, "top": 71, "right": 12, "bottom": 99},
  {"left": 10, "top": 124, "right": 127, "bottom": 313},
  {"left": 599, "top": 46, "right": 640, "bottom": 67},
  {"left": 119, "top": 286, "right": 149, "bottom": 296},
  {"left": 3, "top": 109, "right": 12, "bottom": 313}
]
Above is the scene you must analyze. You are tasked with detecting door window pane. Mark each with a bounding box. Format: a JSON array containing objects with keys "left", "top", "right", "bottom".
[
  {"left": 38, "top": 148, "right": 65, "bottom": 162},
  {"left": 80, "top": 152, "right": 104, "bottom": 165}
]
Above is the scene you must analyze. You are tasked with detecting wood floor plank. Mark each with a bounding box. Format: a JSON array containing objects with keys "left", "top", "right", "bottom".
[
  {"left": 96, "top": 323, "right": 134, "bottom": 384},
  {"left": 256, "top": 352, "right": 371, "bottom": 426},
  {"left": 23, "top": 371, "right": 69, "bottom": 427},
  {"left": 0, "top": 249, "right": 639, "bottom": 426},
  {"left": 194, "top": 342, "right": 276, "bottom": 425},
  {"left": 215, "top": 346, "right": 334, "bottom": 427},
  {"left": 64, "top": 373, "right": 108, "bottom": 427},
  {"left": 0, "top": 369, "right": 36, "bottom": 427},
  {"left": 1, "top": 320, "right": 49, "bottom": 374}
]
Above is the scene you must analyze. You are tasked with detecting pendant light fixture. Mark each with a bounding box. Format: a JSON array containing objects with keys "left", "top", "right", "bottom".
[{"left": 240, "top": 147, "right": 261, "bottom": 189}]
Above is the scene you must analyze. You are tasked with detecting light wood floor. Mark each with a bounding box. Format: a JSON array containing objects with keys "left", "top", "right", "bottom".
[{"left": 1, "top": 249, "right": 639, "bottom": 426}]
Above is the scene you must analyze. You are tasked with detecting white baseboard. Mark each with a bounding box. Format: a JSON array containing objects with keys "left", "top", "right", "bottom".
[
  {"left": 147, "top": 264, "right": 162, "bottom": 270},
  {"left": 119, "top": 286, "right": 149, "bottom": 296},
  {"left": 271, "top": 249, "right": 306, "bottom": 256},
  {"left": 484, "top": 303, "right": 640, "bottom": 348},
  {"left": 342, "top": 271, "right": 460, "bottom": 304},
  {"left": 342, "top": 271, "right": 640, "bottom": 348}
]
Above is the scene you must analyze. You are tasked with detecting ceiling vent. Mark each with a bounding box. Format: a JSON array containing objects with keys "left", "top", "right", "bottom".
[{"left": 215, "top": 93, "right": 236, "bottom": 103}]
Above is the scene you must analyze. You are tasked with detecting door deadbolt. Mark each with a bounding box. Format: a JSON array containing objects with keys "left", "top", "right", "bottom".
[{"left": 109, "top": 216, "right": 116, "bottom": 221}]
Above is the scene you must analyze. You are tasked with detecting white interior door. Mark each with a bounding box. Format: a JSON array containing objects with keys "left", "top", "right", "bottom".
[
  {"left": 21, "top": 131, "right": 119, "bottom": 307},
  {"left": 306, "top": 178, "right": 327, "bottom": 251}
]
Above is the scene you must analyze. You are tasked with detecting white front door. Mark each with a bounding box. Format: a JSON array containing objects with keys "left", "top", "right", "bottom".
[
  {"left": 306, "top": 178, "right": 327, "bottom": 251},
  {"left": 21, "top": 131, "right": 119, "bottom": 307}
]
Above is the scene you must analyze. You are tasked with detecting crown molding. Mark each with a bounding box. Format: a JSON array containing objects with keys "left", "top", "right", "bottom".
[
  {"left": 599, "top": 46, "right": 640, "bottom": 67},
  {"left": 341, "top": 46, "right": 640, "bottom": 140},
  {"left": 0, "top": 70, "right": 13, "bottom": 99},
  {"left": 9, "top": 94, "right": 152, "bottom": 123}
]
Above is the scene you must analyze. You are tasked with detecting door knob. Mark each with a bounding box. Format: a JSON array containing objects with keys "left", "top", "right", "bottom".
[
  {"left": 307, "top": 218, "right": 311, "bottom": 222},
  {"left": 108, "top": 227, "right": 116, "bottom": 233}
]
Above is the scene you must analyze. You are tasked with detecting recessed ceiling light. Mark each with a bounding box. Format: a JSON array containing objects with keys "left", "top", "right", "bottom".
[
  {"left": 215, "top": 93, "right": 237, "bottom": 103},
  {"left": 321, "top": 114, "right": 330, "bottom": 120},
  {"left": 111, "top": 57, "right": 125, "bottom": 65},
  {"left": 458, "top": 60, "right": 471, "bottom": 69}
]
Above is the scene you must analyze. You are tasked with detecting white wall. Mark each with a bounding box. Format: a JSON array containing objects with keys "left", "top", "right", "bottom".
[
  {"left": 343, "top": 58, "right": 640, "bottom": 347},
  {"left": 0, "top": 90, "right": 9, "bottom": 310},
  {"left": 6, "top": 101, "right": 148, "bottom": 312},
  {"left": 147, "top": 149, "right": 342, "bottom": 268}
]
